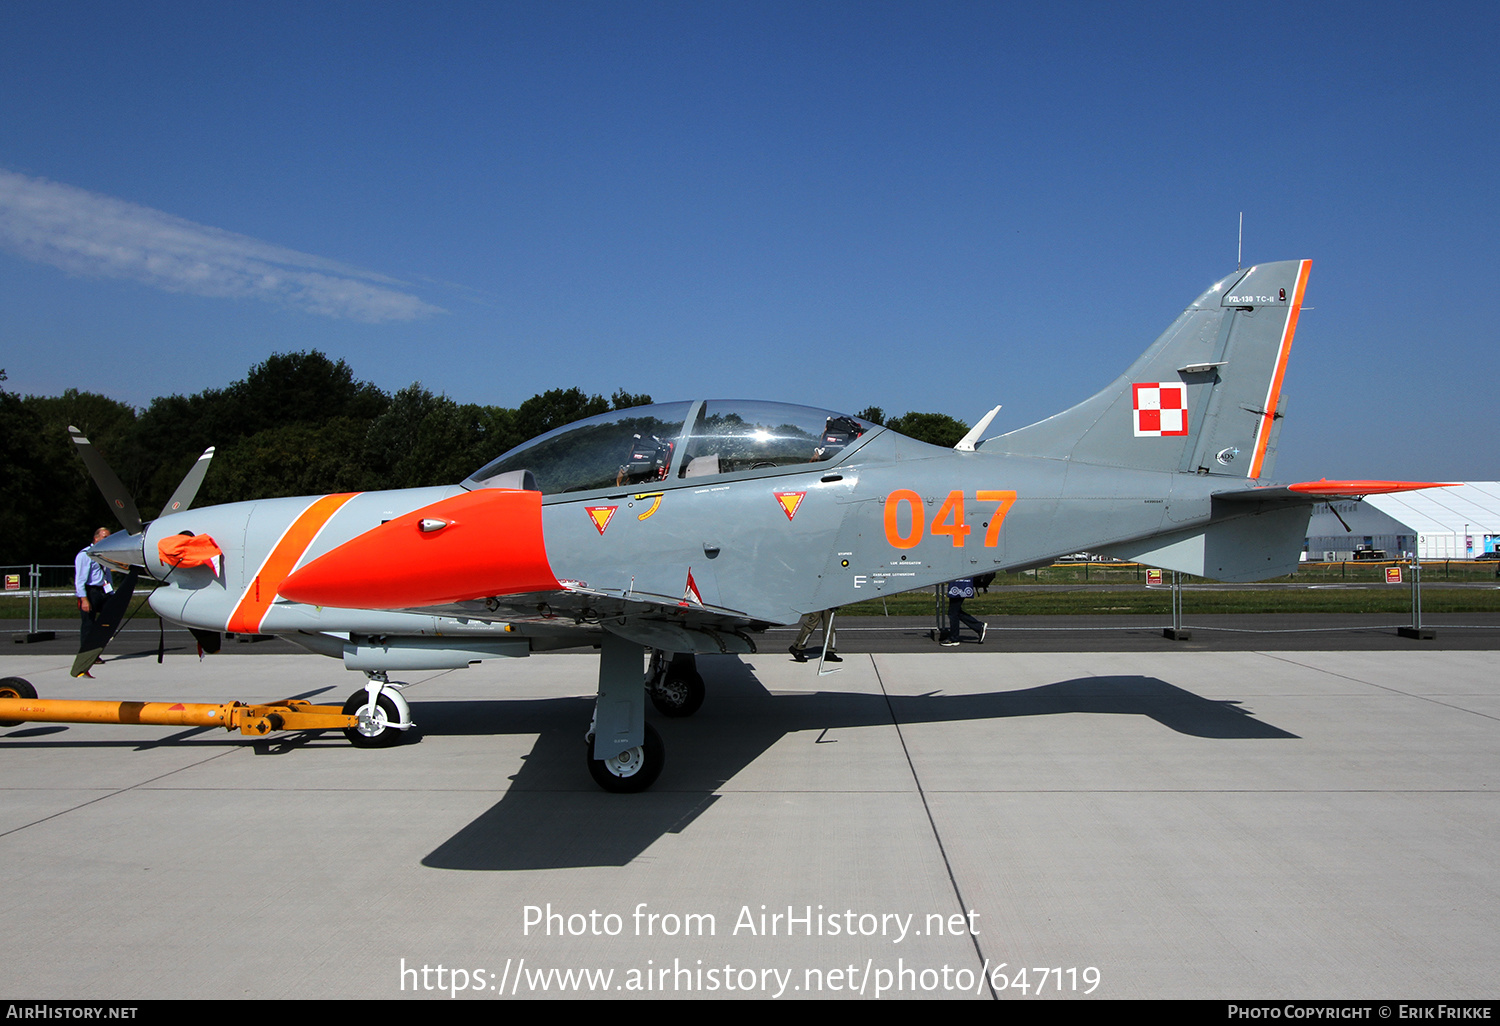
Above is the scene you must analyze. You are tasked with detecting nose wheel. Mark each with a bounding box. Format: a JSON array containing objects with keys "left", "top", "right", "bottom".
[
  {"left": 341, "top": 688, "right": 407, "bottom": 748},
  {"left": 586, "top": 723, "right": 664, "bottom": 793}
]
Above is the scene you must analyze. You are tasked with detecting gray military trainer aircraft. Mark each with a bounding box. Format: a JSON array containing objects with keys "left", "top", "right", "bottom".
[{"left": 72, "top": 258, "right": 1445, "bottom": 791}]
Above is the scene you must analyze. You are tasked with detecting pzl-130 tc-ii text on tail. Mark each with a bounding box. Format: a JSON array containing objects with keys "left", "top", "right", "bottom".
[{"left": 65, "top": 259, "right": 1448, "bottom": 791}]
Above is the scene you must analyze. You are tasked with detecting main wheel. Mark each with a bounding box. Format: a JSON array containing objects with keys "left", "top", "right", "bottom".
[
  {"left": 586, "top": 723, "right": 664, "bottom": 793},
  {"left": 341, "top": 690, "right": 405, "bottom": 749},
  {"left": 0, "top": 677, "right": 37, "bottom": 728},
  {"left": 650, "top": 669, "right": 705, "bottom": 718}
]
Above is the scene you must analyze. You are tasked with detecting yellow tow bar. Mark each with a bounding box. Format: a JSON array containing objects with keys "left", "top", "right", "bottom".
[{"left": 0, "top": 697, "right": 358, "bottom": 736}]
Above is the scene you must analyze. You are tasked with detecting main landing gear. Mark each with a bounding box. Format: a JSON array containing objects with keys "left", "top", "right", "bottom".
[
  {"left": 586, "top": 722, "right": 665, "bottom": 793},
  {"left": 583, "top": 641, "right": 707, "bottom": 793}
]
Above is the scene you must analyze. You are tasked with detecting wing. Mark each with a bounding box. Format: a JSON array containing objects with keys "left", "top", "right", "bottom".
[{"left": 418, "top": 583, "right": 765, "bottom": 655}]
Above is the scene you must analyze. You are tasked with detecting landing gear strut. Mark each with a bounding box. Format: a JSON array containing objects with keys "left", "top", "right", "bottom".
[{"left": 585, "top": 633, "right": 667, "bottom": 792}]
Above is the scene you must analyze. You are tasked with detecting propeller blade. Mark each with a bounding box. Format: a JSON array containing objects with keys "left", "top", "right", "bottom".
[
  {"left": 161, "top": 446, "right": 216, "bottom": 515},
  {"left": 68, "top": 426, "right": 142, "bottom": 535},
  {"left": 71, "top": 568, "right": 139, "bottom": 677}
]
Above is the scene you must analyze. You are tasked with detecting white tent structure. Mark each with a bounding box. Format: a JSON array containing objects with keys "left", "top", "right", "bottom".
[{"left": 1305, "top": 482, "right": 1500, "bottom": 560}]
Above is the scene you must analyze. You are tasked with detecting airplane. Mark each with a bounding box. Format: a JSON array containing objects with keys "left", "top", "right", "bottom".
[{"left": 62, "top": 258, "right": 1448, "bottom": 792}]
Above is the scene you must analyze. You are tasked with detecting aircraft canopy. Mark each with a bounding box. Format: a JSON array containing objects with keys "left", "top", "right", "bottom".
[{"left": 465, "top": 400, "right": 876, "bottom": 496}]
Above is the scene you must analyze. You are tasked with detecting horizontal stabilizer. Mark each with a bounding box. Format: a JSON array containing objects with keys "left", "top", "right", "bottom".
[{"left": 1216, "top": 480, "right": 1457, "bottom": 503}]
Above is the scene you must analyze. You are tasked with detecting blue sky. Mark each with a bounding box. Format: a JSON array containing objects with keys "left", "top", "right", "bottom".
[{"left": 1, "top": 1, "right": 1495, "bottom": 483}]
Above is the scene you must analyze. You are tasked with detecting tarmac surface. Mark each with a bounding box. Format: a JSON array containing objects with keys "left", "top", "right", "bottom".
[{"left": 1, "top": 620, "right": 1497, "bottom": 1000}]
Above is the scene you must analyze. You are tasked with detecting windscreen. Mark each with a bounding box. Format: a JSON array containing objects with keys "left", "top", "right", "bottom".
[{"left": 466, "top": 400, "right": 873, "bottom": 495}]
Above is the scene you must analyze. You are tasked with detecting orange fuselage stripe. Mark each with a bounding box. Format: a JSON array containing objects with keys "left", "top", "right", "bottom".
[
  {"left": 1248, "top": 259, "right": 1312, "bottom": 479},
  {"left": 227, "top": 492, "right": 358, "bottom": 634}
]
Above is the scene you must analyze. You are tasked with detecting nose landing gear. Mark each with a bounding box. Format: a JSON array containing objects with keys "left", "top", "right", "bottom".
[{"left": 341, "top": 671, "right": 413, "bottom": 748}]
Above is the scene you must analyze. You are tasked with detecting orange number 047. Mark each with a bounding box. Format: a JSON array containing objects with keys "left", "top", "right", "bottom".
[{"left": 883, "top": 489, "right": 1017, "bottom": 549}]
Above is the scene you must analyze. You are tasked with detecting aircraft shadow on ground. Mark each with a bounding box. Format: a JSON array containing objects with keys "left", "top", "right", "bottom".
[{"left": 421, "top": 655, "right": 1297, "bottom": 871}]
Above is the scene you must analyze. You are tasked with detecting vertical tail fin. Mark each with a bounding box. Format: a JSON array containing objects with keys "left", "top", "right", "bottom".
[{"left": 982, "top": 260, "right": 1311, "bottom": 480}]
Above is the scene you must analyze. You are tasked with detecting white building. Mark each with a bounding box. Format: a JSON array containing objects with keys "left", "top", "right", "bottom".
[{"left": 1304, "top": 482, "right": 1500, "bottom": 560}]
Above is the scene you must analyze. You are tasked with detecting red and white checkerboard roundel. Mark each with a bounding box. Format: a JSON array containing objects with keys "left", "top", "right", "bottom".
[{"left": 1132, "top": 382, "right": 1188, "bottom": 437}]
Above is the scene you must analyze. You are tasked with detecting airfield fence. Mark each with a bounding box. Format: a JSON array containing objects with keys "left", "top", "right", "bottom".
[
  {"left": 3, "top": 559, "right": 1497, "bottom": 640},
  {"left": 842, "top": 558, "right": 1500, "bottom": 634},
  {"left": 1009, "top": 559, "right": 1500, "bottom": 586},
  {"left": 0, "top": 564, "right": 73, "bottom": 636},
  {"left": 1, "top": 564, "right": 131, "bottom": 633}
]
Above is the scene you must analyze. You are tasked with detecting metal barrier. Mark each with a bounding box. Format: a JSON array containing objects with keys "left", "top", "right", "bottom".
[
  {"left": 2, "top": 564, "right": 61, "bottom": 642},
  {"left": 35, "top": 562, "right": 78, "bottom": 592},
  {"left": 868, "top": 559, "right": 1500, "bottom": 641}
]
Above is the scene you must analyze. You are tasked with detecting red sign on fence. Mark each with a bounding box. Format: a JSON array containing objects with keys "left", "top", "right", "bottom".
[{"left": 1385, "top": 566, "right": 1403, "bottom": 584}]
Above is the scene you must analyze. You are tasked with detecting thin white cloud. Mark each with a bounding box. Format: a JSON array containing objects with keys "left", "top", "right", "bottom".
[{"left": 0, "top": 169, "right": 444, "bottom": 322}]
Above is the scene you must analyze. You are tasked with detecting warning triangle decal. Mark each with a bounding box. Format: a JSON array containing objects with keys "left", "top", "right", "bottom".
[
  {"left": 775, "top": 491, "right": 805, "bottom": 521},
  {"left": 585, "top": 506, "right": 617, "bottom": 534}
]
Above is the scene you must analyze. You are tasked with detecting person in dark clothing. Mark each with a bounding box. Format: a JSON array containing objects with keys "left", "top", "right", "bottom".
[{"left": 942, "top": 578, "right": 986, "bottom": 646}]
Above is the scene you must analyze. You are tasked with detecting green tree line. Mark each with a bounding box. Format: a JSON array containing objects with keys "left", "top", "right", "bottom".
[{"left": 0, "top": 355, "right": 965, "bottom": 564}]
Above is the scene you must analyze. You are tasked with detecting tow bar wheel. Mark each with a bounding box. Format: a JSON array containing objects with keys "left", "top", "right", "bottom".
[{"left": 0, "top": 677, "right": 38, "bottom": 728}]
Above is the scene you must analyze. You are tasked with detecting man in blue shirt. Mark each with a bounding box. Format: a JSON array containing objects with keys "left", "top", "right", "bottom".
[{"left": 75, "top": 527, "right": 113, "bottom": 655}]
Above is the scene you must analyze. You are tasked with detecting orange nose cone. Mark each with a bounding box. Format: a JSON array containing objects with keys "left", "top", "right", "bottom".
[{"left": 280, "top": 489, "right": 560, "bottom": 609}]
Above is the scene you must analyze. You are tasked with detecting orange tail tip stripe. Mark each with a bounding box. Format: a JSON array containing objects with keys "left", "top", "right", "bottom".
[
  {"left": 1248, "top": 259, "right": 1312, "bottom": 480},
  {"left": 280, "top": 488, "right": 561, "bottom": 610},
  {"left": 1287, "top": 480, "right": 1458, "bottom": 497},
  {"left": 227, "top": 492, "right": 359, "bottom": 634}
]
